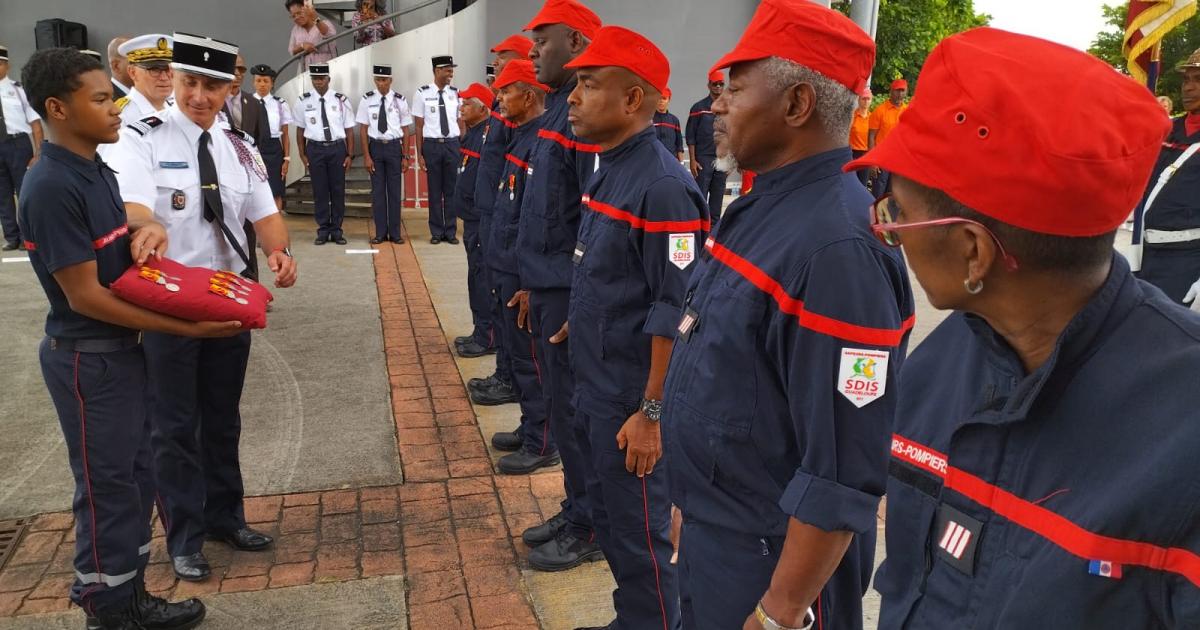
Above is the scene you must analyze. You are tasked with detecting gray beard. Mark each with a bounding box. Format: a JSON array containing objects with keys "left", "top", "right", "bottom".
[{"left": 714, "top": 154, "right": 738, "bottom": 174}]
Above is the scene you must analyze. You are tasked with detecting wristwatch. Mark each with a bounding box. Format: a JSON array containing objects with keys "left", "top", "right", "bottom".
[
  {"left": 754, "top": 602, "right": 813, "bottom": 630},
  {"left": 640, "top": 398, "right": 663, "bottom": 422},
  {"left": 272, "top": 246, "right": 293, "bottom": 258}
]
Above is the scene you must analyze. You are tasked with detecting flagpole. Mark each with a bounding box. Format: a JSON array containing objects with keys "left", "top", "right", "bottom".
[{"left": 1147, "top": 41, "right": 1163, "bottom": 92}]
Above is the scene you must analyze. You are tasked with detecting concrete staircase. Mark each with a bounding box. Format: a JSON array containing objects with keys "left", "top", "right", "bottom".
[{"left": 286, "top": 165, "right": 374, "bottom": 217}]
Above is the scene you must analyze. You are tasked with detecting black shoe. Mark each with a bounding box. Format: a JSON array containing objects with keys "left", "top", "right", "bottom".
[
  {"left": 490, "top": 430, "right": 523, "bottom": 452},
  {"left": 457, "top": 339, "right": 493, "bottom": 358},
  {"left": 2, "top": 241, "right": 19, "bottom": 251},
  {"left": 208, "top": 526, "right": 274, "bottom": 551},
  {"left": 370, "top": 237, "right": 386, "bottom": 245},
  {"left": 470, "top": 380, "right": 519, "bottom": 406},
  {"left": 454, "top": 335, "right": 473, "bottom": 347},
  {"left": 522, "top": 510, "right": 568, "bottom": 546},
  {"left": 85, "top": 607, "right": 142, "bottom": 630},
  {"left": 497, "top": 449, "right": 560, "bottom": 475},
  {"left": 430, "top": 237, "right": 441, "bottom": 245},
  {"left": 314, "top": 236, "right": 328, "bottom": 245},
  {"left": 333, "top": 236, "right": 348, "bottom": 245},
  {"left": 468, "top": 373, "right": 502, "bottom": 390},
  {"left": 447, "top": 237, "right": 460, "bottom": 245},
  {"left": 391, "top": 236, "right": 405, "bottom": 244},
  {"left": 573, "top": 624, "right": 614, "bottom": 630},
  {"left": 172, "top": 552, "right": 211, "bottom": 582},
  {"left": 528, "top": 530, "right": 604, "bottom": 572},
  {"left": 135, "top": 582, "right": 206, "bottom": 629}
]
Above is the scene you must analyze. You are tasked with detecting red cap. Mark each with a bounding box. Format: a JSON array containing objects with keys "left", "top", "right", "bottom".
[
  {"left": 890, "top": 78, "right": 908, "bottom": 90},
  {"left": 708, "top": 69, "right": 724, "bottom": 83},
  {"left": 564, "top": 25, "right": 669, "bottom": 94},
  {"left": 494, "top": 59, "right": 550, "bottom": 92},
  {"left": 524, "top": 0, "right": 602, "bottom": 39},
  {"left": 491, "top": 35, "right": 534, "bottom": 59},
  {"left": 859, "top": 87, "right": 872, "bottom": 98},
  {"left": 846, "top": 27, "right": 1170, "bottom": 237},
  {"left": 460, "top": 82, "right": 494, "bottom": 105},
  {"left": 663, "top": 87, "right": 672, "bottom": 100},
  {"left": 711, "top": 0, "right": 874, "bottom": 93}
]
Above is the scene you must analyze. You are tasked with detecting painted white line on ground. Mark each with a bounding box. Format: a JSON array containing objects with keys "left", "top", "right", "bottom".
[
  {"left": 2, "top": 257, "right": 30, "bottom": 263},
  {"left": 345, "top": 249, "right": 379, "bottom": 255}
]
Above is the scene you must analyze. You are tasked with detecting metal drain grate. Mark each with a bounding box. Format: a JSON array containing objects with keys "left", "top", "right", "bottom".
[{"left": 0, "top": 518, "right": 32, "bottom": 573}]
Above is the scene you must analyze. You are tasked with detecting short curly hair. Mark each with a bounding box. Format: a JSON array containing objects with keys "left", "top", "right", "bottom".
[{"left": 21, "top": 48, "right": 104, "bottom": 119}]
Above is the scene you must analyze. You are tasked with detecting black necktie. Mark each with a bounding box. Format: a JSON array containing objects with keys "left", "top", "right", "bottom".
[
  {"left": 438, "top": 89, "right": 449, "bottom": 137},
  {"left": 198, "top": 131, "right": 223, "bottom": 224},
  {"left": 320, "top": 96, "right": 332, "bottom": 141},
  {"left": 378, "top": 93, "right": 389, "bottom": 134},
  {"left": 0, "top": 93, "right": 7, "bottom": 136}
]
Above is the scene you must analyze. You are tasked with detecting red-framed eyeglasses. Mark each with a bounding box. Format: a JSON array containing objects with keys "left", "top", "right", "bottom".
[{"left": 869, "top": 194, "right": 1019, "bottom": 272}]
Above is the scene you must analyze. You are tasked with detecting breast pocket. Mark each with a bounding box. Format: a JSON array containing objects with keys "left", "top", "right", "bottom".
[
  {"left": 154, "top": 169, "right": 200, "bottom": 227},
  {"left": 573, "top": 216, "right": 632, "bottom": 310},
  {"left": 218, "top": 169, "right": 255, "bottom": 223}
]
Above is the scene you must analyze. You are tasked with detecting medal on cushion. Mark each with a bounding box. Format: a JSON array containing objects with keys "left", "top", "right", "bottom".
[
  {"left": 139, "top": 267, "right": 180, "bottom": 292},
  {"left": 209, "top": 283, "right": 250, "bottom": 305},
  {"left": 212, "top": 277, "right": 251, "bottom": 296},
  {"left": 216, "top": 270, "right": 257, "bottom": 286}
]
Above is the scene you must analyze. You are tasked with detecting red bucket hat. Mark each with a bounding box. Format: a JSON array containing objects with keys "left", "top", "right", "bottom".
[
  {"left": 524, "top": 0, "right": 601, "bottom": 39},
  {"left": 460, "top": 82, "right": 494, "bottom": 104},
  {"left": 494, "top": 59, "right": 549, "bottom": 92},
  {"left": 564, "top": 25, "right": 669, "bottom": 94},
  {"left": 711, "top": 0, "right": 874, "bottom": 93},
  {"left": 491, "top": 34, "right": 534, "bottom": 59},
  {"left": 708, "top": 69, "right": 724, "bottom": 83},
  {"left": 846, "top": 27, "right": 1170, "bottom": 237}
]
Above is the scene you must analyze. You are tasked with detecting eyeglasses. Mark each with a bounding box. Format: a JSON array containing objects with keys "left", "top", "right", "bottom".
[
  {"left": 140, "top": 66, "right": 172, "bottom": 78},
  {"left": 869, "top": 194, "right": 1019, "bottom": 271}
]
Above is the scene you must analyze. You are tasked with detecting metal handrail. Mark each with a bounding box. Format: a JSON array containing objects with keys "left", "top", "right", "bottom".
[{"left": 276, "top": 0, "right": 446, "bottom": 80}]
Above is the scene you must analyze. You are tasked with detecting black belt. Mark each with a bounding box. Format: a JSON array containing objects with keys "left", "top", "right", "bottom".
[
  {"left": 308, "top": 139, "right": 344, "bottom": 146},
  {"left": 370, "top": 138, "right": 402, "bottom": 144},
  {"left": 425, "top": 137, "right": 459, "bottom": 144},
  {"left": 48, "top": 335, "right": 142, "bottom": 353},
  {"left": 1, "top": 132, "right": 29, "bottom": 142}
]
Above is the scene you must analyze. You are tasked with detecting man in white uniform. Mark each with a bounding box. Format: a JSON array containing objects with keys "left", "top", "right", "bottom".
[
  {"left": 0, "top": 44, "right": 43, "bottom": 250},
  {"left": 293, "top": 63, "right": 355, "bottom": 245},
  {"left": 115, "top": 34, "right": 175, "bottom": 124},
  {"left": 357, "top": 63, "right": 413, "bottom": 244}
]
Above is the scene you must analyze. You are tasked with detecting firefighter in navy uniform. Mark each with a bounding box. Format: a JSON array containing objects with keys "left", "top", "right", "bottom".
[
  {"left": 653, "top": 87, "right": 683, "bottom": 162},
  {"left": 17, "top": 47, "right": 221, "bottom": 630},
  {"left": 686, "top": 69, "right": 726, "bottom": 221},
  {"left": 512, "top": 0, "right": 604, "bottom": 572},
  {"left": 357, "top": 64, "right": 414, "bottom": 244},
  {"left": 487, "top": 60, "right": 557, "bottom": 474},
  {"left": 293, "top": 63, "right": 355, "bottom": 245},
  {"left": 413, "top": 55, "right": 462, "bottom": 244},
  {"left": 847, "top": 27, "right": 1200, "bottom": 630},
  {"left": 464, "top": 36, "right": 532, "bottom": 404},
  {"left": 563, "top": 25, "right": 712, "bottom": 630},
  {"left": 453, "top": 82, "right": 497, "bottom": 357},
  {"left": 1134, "top": 47, "right": 1200, "bottom": 309},
  {"left": 663, "top": 3, "right": 915, "bottom": 629},
  {"left": 105, "top": 32, "right": 298, "bottom": 584}
]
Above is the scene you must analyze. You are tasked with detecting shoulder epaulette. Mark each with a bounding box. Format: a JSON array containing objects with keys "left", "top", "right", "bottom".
[
  {"left": 224, "top": 125, "right": 256, "bottom": 147},
  {"left": 301, "top": 91, "right": 312, "bottom": 99},
  {"left": 115, "top": 96, "right": 130, "bottom": 111},
  {"left": 126, "top": 115, "right": 164, "bottom": 136},
  {"left": 365, "top": 90, "right": 376, "bottom": 97},
  {"left": 448, "top": 85, "right": 458, "bottom": 91},
  {"left": 335, "top": 92, "right": 346, "bottom": 100},
  {"left": 12, "top": 81, "right": 20, "bottom": 87},
  {"left": 420, "top": 84, "right": 430, "bottom": 91}
]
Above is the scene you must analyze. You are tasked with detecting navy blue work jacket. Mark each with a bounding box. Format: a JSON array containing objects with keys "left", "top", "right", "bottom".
[
  {"left": 454, "top": 118, "right": 487, "bottom": 222},
  {"left": 685, "top": 96, "right": 717, "bottom": 158},
  {"left": 487, "top": 117, "right": 541, "bottom": 275},
  {"left": 1141, "top": 116, "right": 1200, "bottom": 232},
  {"left": 517, "top": 75, "right": 600, "bottom": 291},
  {"left": 653, "top": 111, "right": 683, "bottom": 155},
  {"left": 568, "top": 127, "right": 709, "bottom": 417},
  {"left": 878, "top": 254, "right": 1200, "bottom": 629},
  {"left": 473, "top": 104, "right": 515, "bottom": 226},
  {"left": 662, "top": 148, "right": 915, "bottom": 538}
]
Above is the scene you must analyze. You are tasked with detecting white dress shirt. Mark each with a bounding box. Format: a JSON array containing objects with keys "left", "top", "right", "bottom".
[
  {"left": 117, "top": 88, "right": 172, "bottom": 125},
  {"left": 411, "top": 84, "right": 461, "bottom": 138},
  {"left": 356, "top": 90, "right": 413, "bottom": 142},
  {"left": 0, "top": 77, "right": 41, "bottom": 135},
  {"left": 254, "top": 93, "right": 294, "bottom": 139},
  {"left": 105, "top": 105, "right": 277, "bottom": 272},
  {"left": 292, "top": 90, "right": 354, "bottom": 142}
]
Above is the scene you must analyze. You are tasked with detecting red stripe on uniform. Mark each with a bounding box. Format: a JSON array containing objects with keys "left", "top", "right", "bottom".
[
  {"left": 537, "top": 129, "right": 601, "bottom": 153},
  {"left": 505, "top": 153, "right": 530, "bottom": 169},
  {"left": 92, "top": 225, "right": 129, "bottom": 250},
  {"left": 460, "top": 147, "right": 481, "bottom": 159},
  {"left": 583, "top": 195, "right": 711, "bottom": 234},
  {"left": 490, "top": 109, "right": 517, "bottom": 128},
  {"left": 704, "top": 239, "right": 914, "bottom": 347},
  {"left": 689, "top": 110, "right": 713, "bottom": 117},
  {"left": 641, "top": 476, "right": 671, "bottom": 630},
  {"left": 22, "top": 241, "right": 37, "bottom": 251},
  {"left": 653, "top": 122, "right": 681, "bottom": 131},
  {"left": 73, "top": 353, "right": 105, "bottom": 586},
  {"left": 891, "top": 433, "right": 1200, "bottom": 588}
]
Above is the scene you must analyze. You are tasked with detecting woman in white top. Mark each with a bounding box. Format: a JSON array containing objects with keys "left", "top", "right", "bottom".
[{"left": 250, "top": 64, "right": 293, "bottom": 211}]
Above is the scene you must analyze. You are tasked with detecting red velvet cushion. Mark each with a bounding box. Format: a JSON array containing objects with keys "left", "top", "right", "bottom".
[{"left": 110, "top": 257, "right": 274, "bottom": 330}]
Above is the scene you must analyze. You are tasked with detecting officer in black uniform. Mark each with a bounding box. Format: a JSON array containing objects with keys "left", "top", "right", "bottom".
[
  {"left": 1134, "top": 47, "right": 1200, "bottom": 310},
  {"left": 18, "top": 46, "right": 220, "bottom": 630},
  {"left": 414, "top": 55, "right": 462, "bottom": 244}
]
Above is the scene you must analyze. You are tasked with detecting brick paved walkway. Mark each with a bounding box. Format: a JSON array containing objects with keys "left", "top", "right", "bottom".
[{"left": 0, "top": 239, "right": 570, "bottom": 628}]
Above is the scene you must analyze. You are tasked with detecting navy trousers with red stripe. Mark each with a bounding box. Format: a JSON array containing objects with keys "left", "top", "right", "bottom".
[
  {"left": 529, "top": 289, "right": 592, "bottom": 537},
  {"left": 494, "top": 270, "right": 552, "bottom": 455},
  {"left": 679, "top": 518, "right": 874, "bottom": 630},
  {"left": 462, "top": 219, "right": 493, "bottom": 347},
  {"left": 575, "top": 408, "right": 679, "bottom": 630},
  {"left": 39, "top": 340, "right": 154, "bottom": 614}
]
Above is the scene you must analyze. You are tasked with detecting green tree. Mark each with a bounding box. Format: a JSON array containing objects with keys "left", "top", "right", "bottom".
[
  {"left": 1088, "top": 3, "right": 1200, "bottom": 101},
  {"left": 838, "top": 0, "right": 990, "bottom": 93}
]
